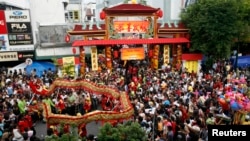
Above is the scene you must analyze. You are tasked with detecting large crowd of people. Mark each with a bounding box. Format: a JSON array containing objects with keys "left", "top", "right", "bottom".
[{"left": 0, "top": 59, "right": 250, "bottom": 141}]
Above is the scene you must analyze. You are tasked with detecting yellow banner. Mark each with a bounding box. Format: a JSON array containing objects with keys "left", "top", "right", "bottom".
[
  {"left": 91, "top": 46, "right": 98, "bottom": 71},
  {"left": 62, "top": 56, "right": 75, "bottom": 66},
  {"left": 185, "top": 61, "right": 198, "bottom": 73},
  {"left": 62, "top": 56, "right": 75, "bottom": 76},
  {"left": 163, "top": 45, "right": 170, "bottom": 65}
]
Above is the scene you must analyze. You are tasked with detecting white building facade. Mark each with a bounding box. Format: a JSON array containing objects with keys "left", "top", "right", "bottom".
[{"left": 0, "top": 0, "right": 195, "bottom": 62}]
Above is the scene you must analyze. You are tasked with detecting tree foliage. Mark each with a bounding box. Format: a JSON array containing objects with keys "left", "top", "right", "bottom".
[
  {"left": 180, "top": 0, "right": 249, "bottom": 59},
  {"left": 45, "top": 124, "right": 80, "bottom": 141},
  {"left": 98, "top": 121, "right": 147, "bottom": 141}
]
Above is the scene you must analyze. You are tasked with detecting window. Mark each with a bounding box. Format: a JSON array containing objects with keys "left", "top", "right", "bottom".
[
  {"left": 65, "top": 10, "right": 80, "bottom": 23},
  {"left": 74, "top": 11, "right": 79, "bottom": 20}
]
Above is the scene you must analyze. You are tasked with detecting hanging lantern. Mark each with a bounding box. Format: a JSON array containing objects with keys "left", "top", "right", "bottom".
[
  {"left": 113, "top": 50, "right": 119, "bottom": 59},
  {"left": 65, "top": 34, "right": 70, "bottom": 43},
  {"left": 100, "top": 11, "right": 106, "bottom": 20},
  {"left": 148, "top": 50, "right": 153, "bottom": 58},
  {"left": 72, "top": 47, "right": 76, "bottom": 55},
  {"left": 156, "top": 9, "right": 163, "bottom": 18}
]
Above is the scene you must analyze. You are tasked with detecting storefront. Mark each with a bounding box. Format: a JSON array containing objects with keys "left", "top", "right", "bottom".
[
  {"left": 0, "top": 51, "right": 35, "bottom": 66},
  {"left": 67, "top": 3, "right": 190, "bottom": 75},
  {"left": 0, "top": 10, "right": 35, "bottom": 67}
]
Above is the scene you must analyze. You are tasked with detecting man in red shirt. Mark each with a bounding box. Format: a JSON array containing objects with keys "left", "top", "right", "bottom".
[
  {"left": 24, "top": 112, "right": 33, "bottom": 129},
  {"left": 18, "top": 115, "right": 29, "bottom": 133}
]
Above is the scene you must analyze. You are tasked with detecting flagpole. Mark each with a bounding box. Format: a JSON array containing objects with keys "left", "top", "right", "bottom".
[{"left": 28, "top": 93, "right": 35, "bottom": 106}]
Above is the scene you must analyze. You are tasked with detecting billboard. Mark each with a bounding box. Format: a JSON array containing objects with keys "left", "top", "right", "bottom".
[
  {"left": 5, "top": 10, "right": 34, "bottom": 50},
  {"left": 0, "top": 35, "right": 9, "bottom": 51},
  {"left": 0, "top": 10, "right": 7, "bottom": 34},
  {"left": 39, "top": 25, "right": 82, "bottom": 47}
]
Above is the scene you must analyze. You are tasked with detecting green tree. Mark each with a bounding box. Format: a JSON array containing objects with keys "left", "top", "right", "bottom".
[
  {"left": 180, "top": 0, "right": 249, "bottom": 62},
  {"left": 98, "top": 121, "right": 147, "bottom": 141},
  {"left": 238, "top": 0, "right": 250, "bottom": 42}
]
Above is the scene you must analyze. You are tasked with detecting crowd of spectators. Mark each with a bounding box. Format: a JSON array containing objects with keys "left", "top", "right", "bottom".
[{"left": 0, "top": 59, "right": 250, "bottom": 141}]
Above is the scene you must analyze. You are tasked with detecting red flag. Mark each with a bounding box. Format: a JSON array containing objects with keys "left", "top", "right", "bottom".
[{"left": 29, "top": 80, "right": 48, "bottom": 96}]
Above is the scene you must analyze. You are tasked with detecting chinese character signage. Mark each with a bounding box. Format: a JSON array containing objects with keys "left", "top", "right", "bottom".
[
  {"left": 114, "top": 21, "right": 149, "bottom": 33},
  {"left": 0, "top": 51, "right": 18, "bottom": 62},
  {"left": 91, "top": 46, "right": 98, "bottom": 71},
  {"left": 0, "top": 10, "right": 7, "bottom": 34},
  {"left": 5, "top": 10, "right": 33, "bottom": 47},
  {"left": 163, "top": 45, "right": 170, "bottom": 65}
]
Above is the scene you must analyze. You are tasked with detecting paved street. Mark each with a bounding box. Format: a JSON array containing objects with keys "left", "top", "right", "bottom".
[{"left": 34, "top": 120, "right": 101, "bottom": 139}]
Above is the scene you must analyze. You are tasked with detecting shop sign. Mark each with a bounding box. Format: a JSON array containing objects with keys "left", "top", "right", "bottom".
[
  {"left": 0, "top": 51, "right": 18, "bottom": 62},
  {"left": 8, "top": 33, "right": 33, "bottom": 45},
  {"left": 18, "top": 51, "right": 34, "bottom": 61},
  {"left": 114, "top": 21, "right": 149, "bottom": 33},
  {"left": 0, "top": 10, "right": 7, "bottom": 34},
  {"left": 7, "top": 22, "right": 33, "bottom": 45},
  {"left": 5, "top": 10, "right": 31, "bottom": 22},
  {"left": 5, "top": 10, "right": 33, "bottom": 46},
  {"left": 7, "top": 22, "right": 32, "bottom": 33}
]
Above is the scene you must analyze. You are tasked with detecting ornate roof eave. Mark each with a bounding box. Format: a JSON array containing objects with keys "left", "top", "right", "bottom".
[{"left": 103, "top": 4, "right": 159, "bottom": 15}]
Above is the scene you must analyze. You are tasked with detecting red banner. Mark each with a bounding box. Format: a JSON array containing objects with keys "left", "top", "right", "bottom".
[
  {"left": 0, "top": 10, "right": 7, "bottom": 34},
  {"left": 114, "top": 21, "right": 149, "bottom": 33}
]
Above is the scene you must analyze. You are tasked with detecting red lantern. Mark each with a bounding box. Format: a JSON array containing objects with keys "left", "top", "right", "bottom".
[
  {"left": 65, "top": 34, "right": 70, "bottom": 43},
  {"left": 113, "top": 50, "right": 119, "bottom": 59},
  {"left": 72, "top": 47, "right": 76, "bottom": 55},
  {"left": 148, "top": 50, "right": 153, "bottom": 58},
  {"left": 100, "top": 11, "right": 106, "bottom": 20},
  {"left": 156, "top": 10, "right": 163, "bottom": 18}
]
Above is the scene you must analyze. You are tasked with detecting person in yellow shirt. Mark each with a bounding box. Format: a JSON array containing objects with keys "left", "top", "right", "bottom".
[
  {"left": 157, "top": 117, "right": 163, "bottom": 137},
  {"left": 188, "top": 84, "right": 193, "bottom": 92}
]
